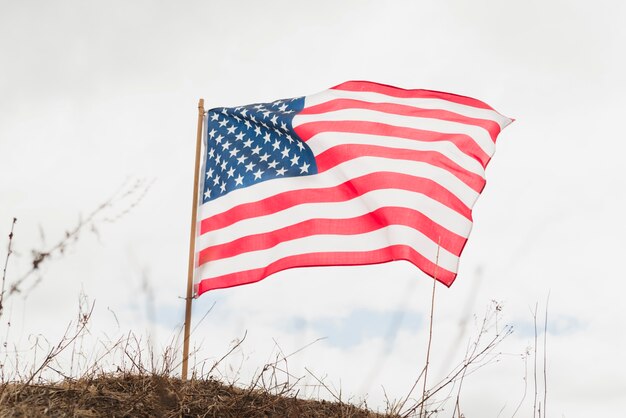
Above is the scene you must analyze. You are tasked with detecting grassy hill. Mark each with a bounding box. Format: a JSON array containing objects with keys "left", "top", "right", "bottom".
[{"left": 0, "top": 374, "right": 395, "bottom": 418}]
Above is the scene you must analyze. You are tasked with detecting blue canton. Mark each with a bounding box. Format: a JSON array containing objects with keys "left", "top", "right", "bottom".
[{"left": 202, "top": 96, "right": 317, "bottom": 203}]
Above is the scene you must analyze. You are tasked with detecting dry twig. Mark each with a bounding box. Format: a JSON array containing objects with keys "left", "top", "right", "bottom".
[{"left": 0, "top": 218, "right": 17, "bottom": 317}]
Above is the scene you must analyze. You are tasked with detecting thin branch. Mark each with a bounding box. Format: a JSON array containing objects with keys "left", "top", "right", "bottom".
[
  {"left": 190, "top": 301, "right": 216, "bottom": 337},
  {"left": 533, "top": 302, "right": 538, "bottom": 418},
  {"left": 8, "top": 179, "right": 150, "bottom": 297},
  {"left": 401, "top": 323, "right": 512, "bottom": 418},
  {"left": 0, "top": 217, "right": 17, "bottom": 317},
  {"left": 278, "top": 337, "right": 327, "bottom": 363},
  {"left": 206, "top": 330, "right": 247, "bottom": 377},
  {"left": 452, "top": 338, "right": 473, "bottom": 418},
  {"left": 512, "top": 349, "right": 529, "bottom": 418},
  {"left": 20, "top": 301, "right": 95, "bottom": 389},
  {"left": 396, "top": 366, "right": 426, "bottom": 414},
  {"left": 305, "top": 367, "right": 341, "bottom": 403},
  {"left": 420, "top": 240, "right": 440, "bottom": 418},
  {"left": 543, "top": 291, "right": 550, "bottom": 417}
]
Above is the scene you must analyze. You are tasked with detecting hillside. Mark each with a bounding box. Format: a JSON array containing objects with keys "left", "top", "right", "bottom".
[{"left": 0, "top": 374, "right": 396, "bottom": 418}]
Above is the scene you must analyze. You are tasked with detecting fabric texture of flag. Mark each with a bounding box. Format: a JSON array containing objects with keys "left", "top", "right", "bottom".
[{"left": 194, "top": 81, "right": 512, "bottom": 297}]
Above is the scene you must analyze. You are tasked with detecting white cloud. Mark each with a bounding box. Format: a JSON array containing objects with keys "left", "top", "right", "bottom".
[{"left": 1, "top": 0, "right": 625, "bottom": 416}]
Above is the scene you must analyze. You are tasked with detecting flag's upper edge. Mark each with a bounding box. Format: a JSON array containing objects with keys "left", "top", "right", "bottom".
[{"left": 330, "top": 80, "right": 513, "bottom": 126}]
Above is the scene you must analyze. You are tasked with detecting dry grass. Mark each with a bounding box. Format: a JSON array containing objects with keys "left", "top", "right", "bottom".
[
  {"left": 1, "top": 187, "right": 537, "bottom": 417},
  {"left": 0, "top": 373, "right": 393, "bottom": 418},
  {"left": 0, "top": 302, "right": 511, "bottom": 417}
]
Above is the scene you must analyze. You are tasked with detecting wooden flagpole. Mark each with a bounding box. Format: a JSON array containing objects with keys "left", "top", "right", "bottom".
[{"left": 182, "top": 98, "right": 205, "bottom": 380}]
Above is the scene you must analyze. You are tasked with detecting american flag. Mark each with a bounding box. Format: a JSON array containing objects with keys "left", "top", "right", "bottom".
[{"left": 194, "top": 81, "right": 511, "bottom": 297}]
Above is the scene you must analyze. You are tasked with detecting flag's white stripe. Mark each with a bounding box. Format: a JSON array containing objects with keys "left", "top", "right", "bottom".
[
  {"left": 200, "top": 156, "right": 479, "bottom": 219},
  {"left": 293, "top": 109, "right": 494, "bottom": 157},
  {"left": 305, "top": 131, "right": 485, "bottom": 177},
  {"left": 197, "top": 188, "right": 471, "bottom": 249},
  {"left": 196, "top": 224, "right": 460, "bottom": 278},
  {"left": 304, "top": 90, "right": 512, "bottom": 129}
]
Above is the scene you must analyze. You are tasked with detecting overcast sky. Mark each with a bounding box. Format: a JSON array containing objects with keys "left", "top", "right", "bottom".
[{"left": 1, "top": 1, "right": 625, "bottom": 416}]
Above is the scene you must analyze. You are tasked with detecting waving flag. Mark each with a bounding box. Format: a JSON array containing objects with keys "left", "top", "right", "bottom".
[{"left": 194, "top": 81, "right": 512, "bottom": 296}]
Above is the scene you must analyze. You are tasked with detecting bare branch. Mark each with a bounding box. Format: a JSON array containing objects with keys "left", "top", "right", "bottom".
[
  {"left": 0, "top": 218, "right": 17, "bottom": 317},
  {"left": 7, "top": 179, "right": 151, "bottom": 298}
]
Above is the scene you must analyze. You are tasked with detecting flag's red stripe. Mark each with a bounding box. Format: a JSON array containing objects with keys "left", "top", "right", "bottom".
[
  {"left": 200, "top": 172, "right": 471, "bottom": 235},
  {"left": 198, "top": 206, "right": 466, "bottom": 265},
  {"left": 195, "top": 244, "right": 457, "bottom": 296},
  {"left": 331, "top": 81, "right": 495, "bottom": 110},
  {"left": 315, "top": 144, "right": 485, "bottom": 193},
  {"left": 299, "top": 98, "right": 501, "bottom": 141},
  {"left": 294, "top": 121, "right": 490, "bottom": 167}
]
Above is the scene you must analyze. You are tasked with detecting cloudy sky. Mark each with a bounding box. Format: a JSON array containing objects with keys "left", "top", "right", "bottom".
[{"left": 1, "top": 0, "right": 625, "bottom": 416}]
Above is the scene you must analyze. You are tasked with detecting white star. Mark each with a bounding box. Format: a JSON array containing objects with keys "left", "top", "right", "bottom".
[
  {"left": 254, "top": 126, "right": 262, "bottom": 137},
  {"left": 222, "top": 141, "right": 231, "bottom": 150},
  {"left": 220, "top": 160, "right": 228, "bottom": 171},
  {"left": 278, "top": 103, "right": 288, "bottom": 112},
  {"left": 297, "top": 141, "right": 305, "bottom": 151},
  {"left": 213, "top": 175, "right": 220, "bottom": 186},
  {"left": 218, "top": 119, "right": 228, "bottom": 127},
  {"left": 241, "top": 108, "right": 248, "bottom": 117},
  {"left": 270, "top": 114, "right": 278, "bottom": 125},
  {"left": 280, "top": 122, "right": 288, "bottom": 131},
  {"left": 210, "top": 113, "right": 219, "bottom": 121},
  {"left": 215, "top": 154, "right": 221, "bottom": 165},
  {"left": 220, "top": 181, "right": 227, "bottom": 193},
  {"left": 281, "top": 147, "right": 290, "bottom": 159},
  {"left": 221, "top": 108, "right": 228, "bottom": 115},
  {"left": 236, "top": 155, "right": 247, "bottom": 165},
  {"left": 268, "top": 160, "right": 278, "bottom": 169},
  {"left": 290, "top": 155, "right": 300, "bottom": 166},
  {"left": 276, "top": 167, "right": 287, "bottom": 176},
  {"left": 226, "top": 125, "right": 236, "bottom": 134},
  {"left": 209, "top": 129, "right": 217, "bottom": 138},
  {"left": 215, "top": 135, "right": 224, "bottom": 144},
  {"left": 273, "top": 128, "right": 283, "bottom": 137},
  {"left": 204, "top": 188, "right": 211, "bottom": 198},
  {"left": 235, "top": 132, "right": 245, "bottom": 141},
  {"left": 300, "top": 162, "right": 310, "bottom": 173},
  {"left": 243, "top": 138, "right": 253, "bottom": 148},
  {"left": 262, "top": 110, "right": 271, "bottom": 119},
  {"left": 245, "top": 161, "right": 256, "bottom": 172},
  {"left": 229, "top": 148, "right": 240, "bottom": 158},
  {"left": 253, "top": 168, "right": 264, "bottom": 180},
  {"left": 272, "top": 139, "right": 281, "bottom": 151},
  {"left": 208, "top": 148, "right": 215, "bottom": 158},
  {"left": 244, "top": 120, "right": 252, "bottom": 129},
  {"left": 250, "top": 115, "right": 257, "bottom": 123},
  {"left": 253, "top": 104, "right": 264, "bottom": 109},
  {"left": 285, "top": 134, "right": 294, "bottom": 143},
  {"left": 227, "top": 167, "right": 236, "bottom": 178},
  {"left": 263, "top": 132, "right": 272, "bottom": 143},
  {"left": 206, "top": 167, "right": 214, "bottom": 179},
  {"left": 251, "top": 145, "right": 262, "bottom": 155},
  {"left": 234, "top": 174, "right": 244, "bottom": 186}
]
